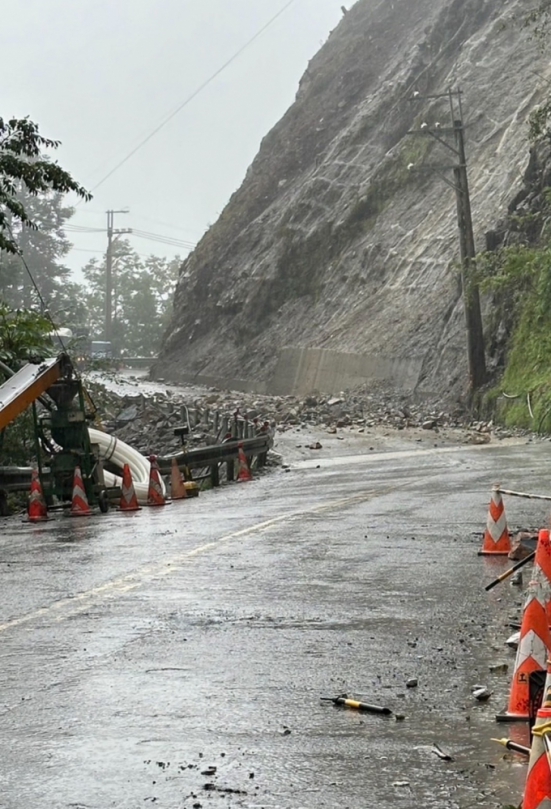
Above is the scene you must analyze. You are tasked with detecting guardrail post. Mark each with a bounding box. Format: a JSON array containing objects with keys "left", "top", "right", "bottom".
[
  {"left": 227, "top": 459, "right": 235, "bottom": 482},
  {"left": 211, "top": 462, "right": 220, "bottom": 488}
]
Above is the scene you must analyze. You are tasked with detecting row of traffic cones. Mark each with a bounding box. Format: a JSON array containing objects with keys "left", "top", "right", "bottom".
[
  {"left": 524, "top": 663, "right": 551, "bottom": 809},
  {"left": 28, "top": 466, "right": 92, "bottom": 521},
  {"left": 26, "top": 445, "right": 248, "bottom": 520},
  {"left": 480, "top": 490, "right": 551, "bottom": 803},
  {"left": 498, "top": 529, "right": 551, "bottom": 722},
  {"left": 28, "top": 460, "right": 168, "bottom": 518}
]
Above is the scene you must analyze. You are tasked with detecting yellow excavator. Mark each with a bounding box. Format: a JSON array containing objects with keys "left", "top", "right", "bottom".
[{"left": 0, "top": 354, "right": 113, "bottom": 513}]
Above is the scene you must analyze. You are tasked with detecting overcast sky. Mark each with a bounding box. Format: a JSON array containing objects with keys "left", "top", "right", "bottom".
[{"left": 2, "top": 0, "right": 348, "bottom": 272}]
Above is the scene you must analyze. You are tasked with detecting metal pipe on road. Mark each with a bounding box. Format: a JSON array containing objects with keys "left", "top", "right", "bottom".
[
  {"left": 484, "top": 551, "right": 536, "bottom": 591},
  {"left": 321, "top": 696, "right": 392, "bottom": 715}
]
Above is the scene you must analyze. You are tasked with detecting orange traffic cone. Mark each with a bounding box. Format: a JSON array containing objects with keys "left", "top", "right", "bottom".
[
  {"left": 69, "top": 466, "right": 92, "bottom": 517},
  {"left": 170, "top": 458, "right": 187, "bottom": 500},
  {"left": 497, "top": 578, "right": 551, "bottom": 722},
  {"left": 237, "top": 443, "right": 252, "bottom": 482},
  {"left": 27, "top": 468, "right": 49, "bottom": 523},
  {"left": 119, "top": 463, "right": 141, "bottom": 512},
  {"left": 146, "top": 455, "right": 167, "bottom": 507},
  {"left": 479, "top": 486, "right": 511, "bottom": 555},
  {"left": 523, "top": 669, "right": 551, "bottom": 808},
  {"left": 532, "top": 530, "right": 551, "bottom": 626}
]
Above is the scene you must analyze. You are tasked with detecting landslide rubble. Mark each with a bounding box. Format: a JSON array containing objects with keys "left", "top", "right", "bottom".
[
  {"left": 155, "top": 0, "right": 549, "bottom": 399},
  {"left": 87, "top": 375, "right": 519, "bottom": 460}
]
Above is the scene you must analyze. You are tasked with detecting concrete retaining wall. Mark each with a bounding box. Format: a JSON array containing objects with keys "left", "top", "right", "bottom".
[
  {"left": 269, "top": 348, "right": 423, "bottom": 396},
  {"left": 157, "top": 349, "right": 422, "bottom": 396}
]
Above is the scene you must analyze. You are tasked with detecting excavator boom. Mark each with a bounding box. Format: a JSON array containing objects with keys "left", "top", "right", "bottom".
[{"left": 0, "top": 357, "right": 66, "bottom": 432}]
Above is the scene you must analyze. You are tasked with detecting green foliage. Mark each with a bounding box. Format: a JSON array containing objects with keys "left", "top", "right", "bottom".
[
  {"left": 0, "top": 302, "right": 52, "bottom": 368},
  {"left": 476, "top": 245, "right": 548, "bottom": 297},
  {"left": 479, "top": 244, "right": 551, "bottom": 431},
  {"left": 0, "top": 409, "right": 36, "bottom": 466},
  {"left": 0, "top": 188, "right": 87, "bottom": 329},
  {"left": 0, "top": 302, "right": 52, "bottom": 466},
  {"left": 82, "top": 240, "right": 180, "bottom": 355},
  {"left": 0, "top": 117, "right": 90, "bottom": 254}
]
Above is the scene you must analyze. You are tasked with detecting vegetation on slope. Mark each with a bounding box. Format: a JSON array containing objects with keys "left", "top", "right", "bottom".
[{"left": 480, "top": 238, "right": 551, "bottom": 430}]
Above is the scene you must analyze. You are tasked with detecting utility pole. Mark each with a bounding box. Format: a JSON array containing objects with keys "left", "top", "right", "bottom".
[
  {"left": 408, "top": 87, "right": 486, "bottom": 393},
  {"left": 105, "top": 209, "right": 131, "bottom": 343}
]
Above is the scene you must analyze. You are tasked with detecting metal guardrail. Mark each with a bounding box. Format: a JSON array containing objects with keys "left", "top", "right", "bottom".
[
  {"left": 157, "top": 435, "right": 272, "bottom": 487},
  {"left": 0, "top": 434, "right": 272, "bottom": 503},
  {"left": 0, "top": 466, "right": 37, "bottom": 492}
]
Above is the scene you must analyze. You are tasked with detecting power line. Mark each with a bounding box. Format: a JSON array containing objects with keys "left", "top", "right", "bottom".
[
  {"left": 130, "top": 212, "right": 201, "bottom": 237},
  {"left": 65, "top": 222, "right": 196, "bottom": 249},
  {"left": 16, "top": 252, "right": 69, "bottom": 354},
  {"left": 131, "top": 229, "right": 195, "bottom": 249},
  {"left": 64, "top": 225, "right": 105, "bottom": 233},
  {"left": 85, "top": 0, "right": 297, "bottom": 194},
  {"left": 75, "top": 208, "right": 201, "bottom": 238},
  {"left": 70, "top": 247, "right": 156, "bottom": 258}
]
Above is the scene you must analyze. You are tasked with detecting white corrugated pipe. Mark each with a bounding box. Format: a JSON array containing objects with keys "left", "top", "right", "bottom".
[{"left": 89, "top": 427, "right": 166, "bottom": 504}]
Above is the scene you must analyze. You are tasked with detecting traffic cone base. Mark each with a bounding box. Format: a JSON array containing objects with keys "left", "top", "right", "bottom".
[
  {"left": 146, "top": 455, "right": 167, "bottom": 507},
  {"left": 27, "top": 469, "right": 49, "bottom": 523},
  {"left": 69, "top": 466, "right": 92, "bottom": 517},
  {"left": 119, "top": 463, "right": 141, "bottom": 512},
  {"left": 170, "top": 457, "right": 187, "bottom": 501},
  {"left": 479, "top": 487, "right": 511, "bottom": 555}
]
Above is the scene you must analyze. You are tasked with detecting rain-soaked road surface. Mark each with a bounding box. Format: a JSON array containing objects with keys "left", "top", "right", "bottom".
[{"left": 0, "top": 438, "right": 548, "bottom": 808}]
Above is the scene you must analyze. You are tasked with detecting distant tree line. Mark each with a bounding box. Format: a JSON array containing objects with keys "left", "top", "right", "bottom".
[{"left": 0, "top": 117, "right": 181, "bottom": 361}]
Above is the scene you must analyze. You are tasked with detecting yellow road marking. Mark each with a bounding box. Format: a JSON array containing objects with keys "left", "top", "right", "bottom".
[{"left": 0, "top": 482, "right": 411, "bottom": 634}]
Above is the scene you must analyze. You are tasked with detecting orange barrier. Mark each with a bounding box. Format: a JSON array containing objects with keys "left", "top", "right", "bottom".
[
  {"left": 27, "top": 468, "right": 48, "bottom": 523},
  {"left": 120, "top": 463, "right": 141, "bottom": 512},
  {"left": 146, "top": 455, "right": 167, "bottom": 507},
  {"left": 237, "top": 443, "right": 252, "bottom": 483},
  {"left": 69, "top": 466, "right": 92, "bottom": 517},
  {"left": 170, "top": 457, "right": 187, "bottom": 500},
  {"left": 532, "top": 530, "right": 551, "bottom": 626},
  {"left": 498, "top": 581, "right": 551, "bottom": 722},
  {"left": 523, "top": 671, "right": 551, "bottom": 808},
  {"left": 480, "top": 486, "right": 511, "bottom": 555}
]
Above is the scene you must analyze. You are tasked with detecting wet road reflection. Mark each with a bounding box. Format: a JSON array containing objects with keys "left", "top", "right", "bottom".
[{"left": 0, "top": 439, "right": 544, "bottom": 807}]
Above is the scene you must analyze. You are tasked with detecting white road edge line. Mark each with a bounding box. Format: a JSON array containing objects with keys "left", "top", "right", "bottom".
[{"left": 0, "top": 483, "right": 407, "bottom": 634}]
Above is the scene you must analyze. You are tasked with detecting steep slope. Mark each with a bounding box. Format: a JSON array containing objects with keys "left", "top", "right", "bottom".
[{"left": 154, "top": 0, "right": 549, "bottom": 396}]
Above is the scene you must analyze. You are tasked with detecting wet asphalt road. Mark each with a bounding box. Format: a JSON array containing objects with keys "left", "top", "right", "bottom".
[{"left": 0, "top": 438, "right": 549, "bottom": 808}]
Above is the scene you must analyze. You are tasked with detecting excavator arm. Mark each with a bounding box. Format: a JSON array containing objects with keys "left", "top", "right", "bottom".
[{"left": 0, "top": 356, "right": 68, "bottom": 432}]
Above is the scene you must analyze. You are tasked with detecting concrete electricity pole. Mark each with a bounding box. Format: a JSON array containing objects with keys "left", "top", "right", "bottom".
[
  {"left": 105, "top": 209, "right": 131, "bottom": 342},
  {"left": 408, "top": 87, "right": 486, "bottom": 393}
]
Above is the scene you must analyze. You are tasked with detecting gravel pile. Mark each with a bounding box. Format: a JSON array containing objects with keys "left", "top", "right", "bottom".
[{"left": 84, "top": 375, "right": 521, "bottom": 458}]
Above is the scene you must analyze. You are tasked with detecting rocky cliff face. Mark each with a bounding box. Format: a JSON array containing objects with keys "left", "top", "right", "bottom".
[{"left": 154, "top": 0, "right": 550, "bottom": 397}]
